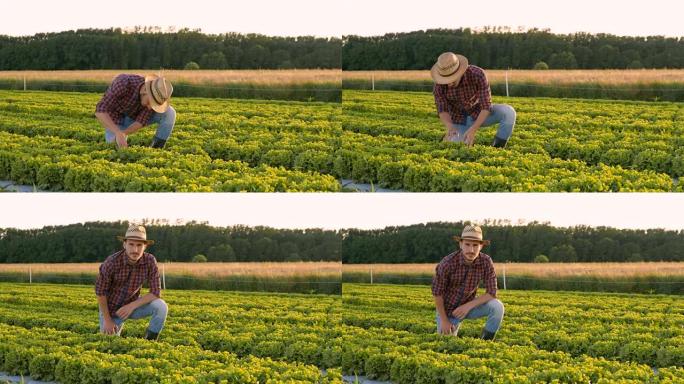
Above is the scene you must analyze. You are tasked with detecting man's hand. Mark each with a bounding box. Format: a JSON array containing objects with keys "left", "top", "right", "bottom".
[
  {"left": 452, "top": 303, "right": 473, "bottom": 320},
  {"left": 464, "top": 126, "right": 479, "bottom": 146},
  {"left": 115, "top": 303, "right": 136, "bottom": 320},
  {"left": 115, "top": 131, "right": 128, "bottom": 149},
  {"left": 439, "top": 317, "right": 456, "bottom": 335},
  {"left": 102, "top": 318, "right": 118, "bottom": 335},
  {"left": 442, "top": 126, "right": 456, "bottom": 142}
]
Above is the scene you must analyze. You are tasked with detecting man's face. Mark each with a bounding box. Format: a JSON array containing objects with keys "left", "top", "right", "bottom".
[
  {"left": 124, "top": 240, "right": 147, "bottom": 263},
  {"left": 139, "top": 86, "right": 151, "bottom": 108},
  {"left": 460, "top": 239, "right": 483, "bottom": 263}
]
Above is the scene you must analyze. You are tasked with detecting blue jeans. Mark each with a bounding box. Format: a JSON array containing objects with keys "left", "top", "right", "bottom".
[
  {"left": 104, "top": 106, "right": 176, "bottom": 143},
  {"left": 436, "top": 299, "right": 504, "bottom": 335},
  {"left": 451, "top": 104, "right": 516, "bottom": 141},
  {"left": 99, "top": 298, "right": 168, "bottom": 335}
]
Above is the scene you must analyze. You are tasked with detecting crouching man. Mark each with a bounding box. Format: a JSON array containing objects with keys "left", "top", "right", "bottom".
[
  {"left": 95, "top": 224, "right": 168, "bottom": 340},
  {"left": 432, "top": 225, "right": 504, "bottom": 340}
]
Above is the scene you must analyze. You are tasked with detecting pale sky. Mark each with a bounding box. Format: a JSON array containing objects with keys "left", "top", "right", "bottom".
[
  {"left": 1, "top": 194, "right": 682, "bottom": 231},
  {"left": 1, "top": 0, "right": 681, "bottom": 37}
]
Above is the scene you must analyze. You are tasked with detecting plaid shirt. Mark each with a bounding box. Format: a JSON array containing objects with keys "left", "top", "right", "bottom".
[
  {"left": 433, "top": 65, "right": 493, "bottom": 125},
  {"left": 432, "top": 250, "right": 497, "bottom": 315},
  {"left": 95, "top": 250, "right": 161, "bottom": 317},
  {"left": 95, "top": 74, "right": 154, "bottom": 127}
]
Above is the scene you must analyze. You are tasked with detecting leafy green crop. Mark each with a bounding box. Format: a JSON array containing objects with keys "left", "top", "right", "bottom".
[
  {"left": 0, "top": 91, "right": 341, "bottom": 192},
  {"left": 340, "top": 284, "right": 684, "bottom": 383},
  {"left": 341, "top": 91, "right": 684, "bottom": 191}
]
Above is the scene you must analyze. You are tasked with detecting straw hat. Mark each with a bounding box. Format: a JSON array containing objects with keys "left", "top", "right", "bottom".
[
  {"left": 431, "top": 52, "right": 469, "bottom": 85},
  {"left": 453, "top": 225, "right": 490, "bottom": 245},
  {"left": 117, "top": 224, "right": 155, "bottom": 245},
  {"left": 144, "top": 75, "right": 173, "bottom": 113}
]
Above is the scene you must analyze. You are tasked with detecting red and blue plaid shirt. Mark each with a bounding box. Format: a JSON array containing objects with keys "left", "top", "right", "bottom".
[
  {"left": 95, "top": 250, "right": 161, "bottom": 317},
  {"left": 95, "top": 74, "right": 154, "bottom": 127},
  {"left": 433, "top": 65, "right": 493, "bottom": 125},
  {"left": 432, "top": 250, "right": 497, "bottom": 315}
]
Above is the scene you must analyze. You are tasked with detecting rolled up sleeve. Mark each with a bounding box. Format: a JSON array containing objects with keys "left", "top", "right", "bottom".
[
  {"left": 475, "top": 70, "right": 492, "bottom": 112},
  {"left": 95, "top": 262, "right": 112, "bottom": 296},
  {"left": 148, "top": 261, "right": 161, "bottom": 298},
  {"left": 433, "top": 84, "right": 452, "bottom": 115},
  {"left": 484, "top": 259, "right": 497, "bottom": 298},
  {"left": 432, "top": 262, "right": 449, "bottom": 296}
]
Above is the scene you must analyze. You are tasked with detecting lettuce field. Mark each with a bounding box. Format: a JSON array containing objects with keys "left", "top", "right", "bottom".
[
  {"left": 1, "top": 282, "right": 683, "bottom": 383},
  {"left": 0, "top": 283, "right": 342, "bottom": 383},
  {"left": 342, "top": 90, "right": 684, "bottom": 191},
  {"left": 1, "top": 90, "right": 683, "bottom": 192},
  {"left": 0, "top": 91, "right": 341, "bottom": 192},
  {"left": 341, "top": 284, "right": 684, "bottom": 383}
]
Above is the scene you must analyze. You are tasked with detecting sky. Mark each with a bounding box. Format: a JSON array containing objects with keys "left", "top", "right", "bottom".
[
  {"left": 1, "top": 0, "right": 682, "bottom": 38},
  {"left": 1, "top": 194, "right": 683, "bottom": 231}
]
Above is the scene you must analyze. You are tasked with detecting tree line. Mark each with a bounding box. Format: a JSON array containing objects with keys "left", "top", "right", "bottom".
[
  {"left": 1, "top": 220, "right": 682, "bottom": 264},
  {"left": 0, "top": 28, "right": 341, "bottom": 70},
  {"left": 0, "top": 221, "right": 341, "bottom": 263},
  {"left": 342, "top": 221, "right": 684, "bottom": 263},
  {"left": 343, "top": 28, "right": 684, "bottom": 70}
]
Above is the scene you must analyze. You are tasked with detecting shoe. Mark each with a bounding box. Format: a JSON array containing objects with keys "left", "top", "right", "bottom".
[
  {"left": 481, "top": 329, "right": 497, "bottom": 341},
  {"left": 150, "top": 137, "right": 167, "bottom": 149},
  {"left": 492, "top": 136, "right": 508, "bottom": 148},
  {"left": 144, "top": 329, "right": 160, "bottom": 341}
]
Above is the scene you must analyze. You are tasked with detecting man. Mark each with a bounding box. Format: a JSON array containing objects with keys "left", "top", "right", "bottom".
[
  {"left": 432, "top": 225, "right": 504, "bottom": 340},
  {"left": 95, "top": 74, "right": 176, "bottom": 149},
  {"left": 95, "top": 224, "right": 168, "bottom": 340},
  {"left": 431, "top": 52, "right": 516, "bottom": 148}
]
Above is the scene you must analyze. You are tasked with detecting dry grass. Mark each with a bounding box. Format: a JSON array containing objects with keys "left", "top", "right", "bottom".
[
  {"left": 0, "top": 262, "right": 341, "bottom": 277},
  {"left": 0, "top": 69, "right": 341, "bottom": 85},
  {"left": 343, "top": 262, "right": 684, "bottom": 278},
  {"left": 343, "top": 70, "right": 684, "bottom": 84}
]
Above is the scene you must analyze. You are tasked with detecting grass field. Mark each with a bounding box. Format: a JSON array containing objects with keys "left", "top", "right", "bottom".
[
  {"left": 0, "top": 90, "right": 342, "bottom": 192},
  {"left": 0, "top": 262, "right": 341, "bottom": 295},
  {"left": 341, "top": 90, "right": 684, "bottom": 192},
  {"left": 0, "top": 283, "right": 342, "bottom": 383},
  {"left": 343, "top": 262, "right": 684, "bottom": 278},
  {"left": 343, "top": 69, "right": 684, "bottom": 85},
  {"left": 343, "top": 70, "right": 684, "bottom": 102},
  {"left": 341, "top": 283, "right": 684, "bottom": 383},
  {"left": 0, "top": 261, "right": 341, "bottom": 277},
  {"left": 0, "top": 70, "right": 341, "bottom": 102},
  {"left": 343, "top": 262, "right": 684, "bottom": 294},
  {"left": 0, "top": 69, "right": 341, "bottom": 85}
]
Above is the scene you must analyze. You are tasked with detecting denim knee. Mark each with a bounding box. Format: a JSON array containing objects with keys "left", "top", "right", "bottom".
[
  {"left": 150, "top": 299, "right": 168, "bottom": 316},
  {"left": 499, "top": 104, "right": 516, "bottom": 123},
  {"left": 487, "top": 299, "right": 504, "bottom": 317},
  {"left": 163, "top": 106, "right": 176, "bottom": 124}
]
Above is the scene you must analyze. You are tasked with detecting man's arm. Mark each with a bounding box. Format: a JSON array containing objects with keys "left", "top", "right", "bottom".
[
  {"left": 464, "top": 68, "right": 493, "bottom": 146},
  {"left": 94, "top": 112, "right": 128, "bottom": 148},
  {"left": 114, "top": 292, "right": 158, "bottom": 320},
  {"left": 434, "top": 85, "right": 457, "bottom": 140},
  {"left": 122, "top": 121, "right": 144, "bottom": 136},
  {"left": 434, "top": 295, "right": 456, "bottom": 335},
  {"left": 463, "top": 109, "right": 491, "bottom": 146},
  {"left": 452, "top": 292, "right": 495, "bottom": 319}
]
